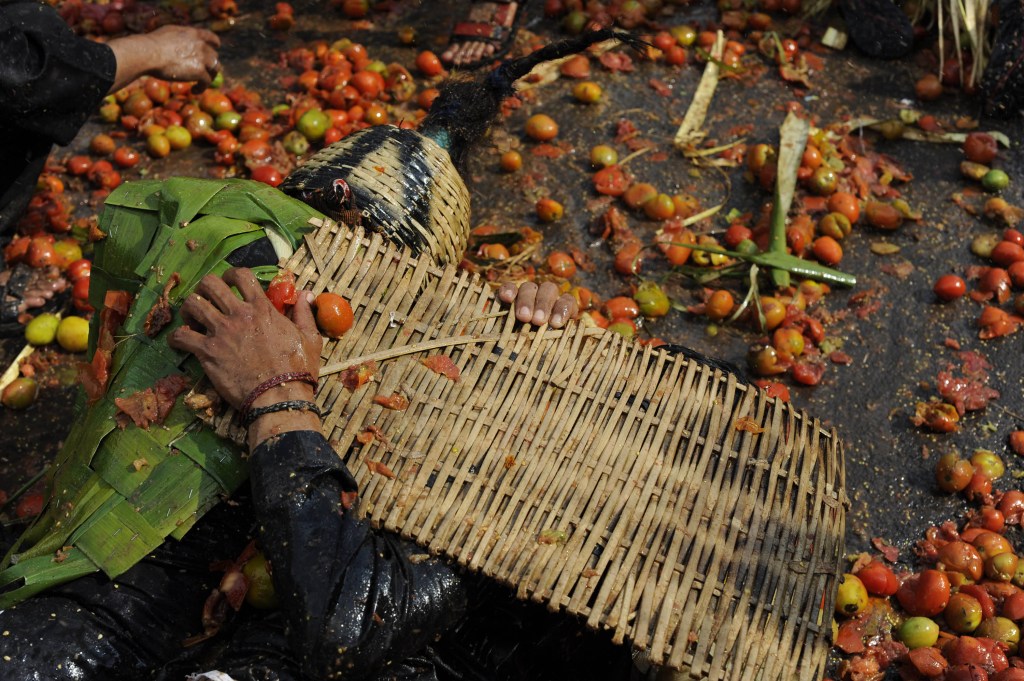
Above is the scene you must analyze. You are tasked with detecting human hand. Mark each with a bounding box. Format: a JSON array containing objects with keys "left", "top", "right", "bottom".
[
  {"left": 107, "top": 25, "right": 220, "bottom": 92},
  {"left": 497, "top": 281, "right": 578, "bottom": 329},
  {"left": 168, "top": 268, "right": 322, "bottom": 411}
]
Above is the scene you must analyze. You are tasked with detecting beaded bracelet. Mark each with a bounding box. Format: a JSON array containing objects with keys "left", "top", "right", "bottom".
[
  {"left": 241, "top": 399, "right": 322, "bottom": 428},
  {"left": 238, "top": 371, "right": 317, "bottom": 422}
]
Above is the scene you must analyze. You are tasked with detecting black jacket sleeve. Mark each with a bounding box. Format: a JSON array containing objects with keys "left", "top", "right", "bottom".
[
  {"left": 248, "top": 430, "right": 468, "bottom": 681},
  {"left": 0, "top": 1, "right": 116, "bottom": 145}
]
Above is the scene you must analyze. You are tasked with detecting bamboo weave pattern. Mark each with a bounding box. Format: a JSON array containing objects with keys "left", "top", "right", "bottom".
[{"left": 213, "top": 218, "right": 848, "bottom": 679}]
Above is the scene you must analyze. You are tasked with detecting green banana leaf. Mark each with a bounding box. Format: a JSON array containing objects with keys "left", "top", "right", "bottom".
[{"left": 0, "top": 179, "right": 323, "bottom": 608}]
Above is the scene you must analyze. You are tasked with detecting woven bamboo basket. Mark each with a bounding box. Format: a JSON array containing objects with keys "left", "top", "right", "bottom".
[{"left": 211, "top": 217, "right": 848, "bottom": 679}]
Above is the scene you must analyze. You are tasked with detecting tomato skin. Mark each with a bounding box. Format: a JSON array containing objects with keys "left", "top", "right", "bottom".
[
  {"left": 959, "top": 584, "right": 997, "bottom": 619},
  {"left": 934, "top": 274, "right": 967, "bottom": 302},
  {"left": 897, "top": 569, "right": 951, "bottom": 616},
  {"left": 855, "top": 561, "right": 899, "bottom": 596},
  {"left": 943, "top": 635, "right": 1009, "bottom": 674},
  {"left": 250, "top": 165, "right": 283, "bottom": 187},
  {"left": 593, "top": 165, "right": 629, "bottom": 196}
]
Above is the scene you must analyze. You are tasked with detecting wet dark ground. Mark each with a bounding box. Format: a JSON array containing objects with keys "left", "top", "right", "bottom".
[{"left": 2, "top": 0, "right": 1024, "bottom": 669}]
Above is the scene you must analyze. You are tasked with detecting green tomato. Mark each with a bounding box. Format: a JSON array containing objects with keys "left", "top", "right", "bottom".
[
  {"left": 56, "top": 316, "right": 90, "bottom": 353},
  {"left": 634, "top": 282, "right": 670, "bottom": 317},
  {"left": 590, "top": 145, "right": 618, "bottom": 169},
  {"left": 282, "top": 130, "right": 310, "bottom": 156},
  {"left": 670, "top": 24, "right": 697, "bottom": 46},
  {"left": 898, "top": 616, "right": 939, "bottom": 649},
  {"left": 607, "top": 321, "right": 635, "bottom": 340},
  {"left": 975, "top": 616, "right": 1021, "bottom": 654},
  {"left": 297, "top": 109, "right": 330, "bottom": 142},
  {"left": 25, "top": 313, "right": 60, "bottom": 346},
  {"left": 243, "top": 551, "right": 279, "bottom": 609},
  {"left": 215, "top": 111, "right": 242, "bottom": 131},
  {"left": 2, "top": 377, "right": 38, "bottom": 410},
  {"left": 970, "top": 449, "right": 1005, "bottom": 480},
  {"left": 982, "top": 169, "right": 1010, "bottom": 192},
  {"left": 944, "top": 592, "right": 983, "bottom": 633},
  {"left": 210, "top": 71, "right": 224, "bottom": 89}
]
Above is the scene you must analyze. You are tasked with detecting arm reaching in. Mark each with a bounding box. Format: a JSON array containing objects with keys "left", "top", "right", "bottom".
[
  {"left": 168, "top": 267, "right": 467, "bottom": 679},
  {"left": 107, "top": 25, "right": 221, "bottom": 93},
  {"left": 498, "top": 280, "right": 578, "bottom": 328}
]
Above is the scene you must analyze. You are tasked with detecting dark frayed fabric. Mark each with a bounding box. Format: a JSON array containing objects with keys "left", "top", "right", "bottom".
[
  {"left": 248, "top": 431, "right": 467, "bottom": 681},
  {"left": 0, "top": 1, "right": 116, "bottom": 233}
]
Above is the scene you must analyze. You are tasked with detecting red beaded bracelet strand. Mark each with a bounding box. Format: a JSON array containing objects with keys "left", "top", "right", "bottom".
[{"left": 238, "top": 371, "right": 317, "bottom": 422}]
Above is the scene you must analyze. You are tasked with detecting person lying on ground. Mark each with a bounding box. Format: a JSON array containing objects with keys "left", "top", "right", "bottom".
[{"left": 0, "top": 266, "right": 628, "bottom": 681}]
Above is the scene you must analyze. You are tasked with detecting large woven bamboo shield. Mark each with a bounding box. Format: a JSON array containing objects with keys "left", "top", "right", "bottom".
[{"left": 211, "top": 216, "right": 848, "bottom": 680}]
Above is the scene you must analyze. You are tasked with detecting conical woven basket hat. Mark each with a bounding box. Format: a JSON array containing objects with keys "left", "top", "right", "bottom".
[
  {"left": 279, "top": 126, "right": 471, "bottom": 266},
  {"left": 210, "top": 216, "right": 848, "bottom": 679}
]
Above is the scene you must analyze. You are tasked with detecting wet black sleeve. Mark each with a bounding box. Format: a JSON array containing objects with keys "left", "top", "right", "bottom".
[
  {"left": 0, "top": 1, "right": 116, "bottom": 145},
  {"left": 248, "top": 430, "right": 468, "bottom": 681}
]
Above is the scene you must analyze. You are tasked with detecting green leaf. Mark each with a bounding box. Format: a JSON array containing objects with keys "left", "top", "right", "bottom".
[{"left": 768, "top": 111, "right": 811, "bottom": 287}]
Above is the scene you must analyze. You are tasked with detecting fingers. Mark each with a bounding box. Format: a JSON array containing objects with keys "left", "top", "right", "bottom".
[
  {"left": 195, "top": 273, "right": 240, "bottom": 314},
  {"left": 179, "top": 292, "right": 224, "bottom": 331},
  {"left": 290, "top": 290, "right": 319, "bottom": 339},
  {"left": 513, "top": 282, "right": 537, "bottom": 323},
  {"left": 222, "top": 267, "right": 267, "bottom": 304},
  {"left": 195, "top": 27, "right": 221, "bottom": 48},
  {"left": 531, "top": 282, "right": 561, "bottom": 326},
  {"left": 549, "top": 294, "right": 579, "bottom": 329},
  {"left": 497, "top": 282, "right": 518, "bottom": 304},
  {"left": 167, "top": 325, "right": 206, "bottom": 356}
]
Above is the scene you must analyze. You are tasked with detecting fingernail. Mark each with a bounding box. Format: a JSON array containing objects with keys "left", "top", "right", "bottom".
[
  {"left": 535, "top": 311, "right": 547, "bottom": 324},
  {"left": 550, "top": 314, "right": 562, "bottom": 326},
  {"left": 518, "top": 306, "right": 530, "bottom": 317},
  {"left": 305, "top": 291, "right": 314, "bottom": 303}
]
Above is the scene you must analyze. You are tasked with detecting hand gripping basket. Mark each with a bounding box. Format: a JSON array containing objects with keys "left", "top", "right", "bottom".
[{"left": 212, "top": 216, "right": 849, "bottom": 680}]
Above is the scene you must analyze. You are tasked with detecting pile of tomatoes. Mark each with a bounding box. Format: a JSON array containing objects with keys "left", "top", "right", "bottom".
[{"left": 831, "top": 445, "right": 1024, "bottom": 681}]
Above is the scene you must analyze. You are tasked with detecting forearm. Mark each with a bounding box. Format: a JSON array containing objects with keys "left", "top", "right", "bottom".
[{"left": 248, "top": 431, "right": 467, "bottom": 680}]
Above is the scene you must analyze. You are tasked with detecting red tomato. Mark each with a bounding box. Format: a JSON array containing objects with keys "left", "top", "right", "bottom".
[
  {"left": 314, "top": 292, "right": 354, "bottom": 338},
  {"left": 963, "top": 132, "right": 999, "bottom": 164},
  {"left": 250, "top": 165, "right": 283, "bottom": 187},
  {"left": 266, "top": 271, "right": 298, "bottom": 313},
  {"left": 112, "top": 146, "right": 141, "bottom": 169},
  {"left": 604, "top": 296, "right": 640, "bottom": 320},
  {"left": 67, "top": 155, "right": 93, "bottom": 176},
  {"left": 546, "top": 250, "right": 577, "bottom": 278},
  {"left": 16, "top": 492, "right": 44, "bottom": 518},
  {"left": 896, "top": 569, "right": 951, "bottom": 616},
  {"left": 934, "top": 275, "right": 966, "bottom": 302},
  {"left": 991, "top": 240, "right": 1024, "bottom": 266},
  {"left": 415, "top": 50, "right": 444, "bottom": 77},
  {"left": 67, "top": 258, "right": 92, "bottom": 282},
  {"left": 26, "top": 237, "right": 56, "bottom": 269},
  {"left": 351, "top": 70, "right": 384, "bottom": 99},
  {"left": 855, "top": 561, "right": 898, "bottom": 596},
  {"left": 724, "top": 224, "right": 752, "bottom": 248}
]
